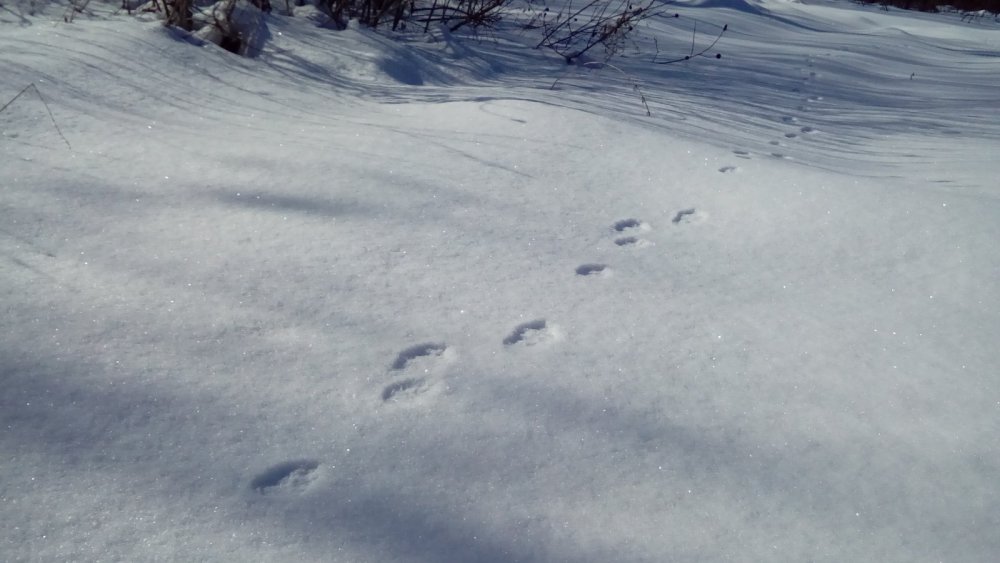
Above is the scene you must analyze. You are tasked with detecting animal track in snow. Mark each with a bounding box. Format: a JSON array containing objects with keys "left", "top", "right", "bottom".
[
  {"left": 251, "top": 460, "right": 320, "bottom": 494},
  {"left": 719, "top": 165, "right": 739, "bottom": 173},
  {"left": 615, "top": 236, "right": 653, "bottom": 248},
  {"left": 800, "top": 126, "right": 817, "bottom": 134},
  {"left": 733, "top": 150, "right": 751, "bottom": 160},
  {"left": 391, "top": 342, "right": 447, "bottom": 370},
  {"left": 784, "top": 132, "right": 798, "bottom": 139},
  {"left": 613, "top": 218, "right": 648, "bottom": 232},
  {"left": 503, "top": 319, "right": 561, "bottom": 347},
  {"left": 381, "top": 377, "right": 428, "bottom": 401},
  {"left": 672, "top": 208, "right": 697, "bottom": 224},
  {"left": 576, "top": 263, "right": 609, "bottom": 276},
  {"left": 610, "top": 219, "right": 652, "bottom": 247},
  {"left": 382, "top": 342, "right": 453, "bottom": 404}
]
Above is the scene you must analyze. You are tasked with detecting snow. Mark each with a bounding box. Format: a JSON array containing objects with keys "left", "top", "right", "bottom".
[{"left": 2, "top": 0, "right": 999, "bottom": 561}]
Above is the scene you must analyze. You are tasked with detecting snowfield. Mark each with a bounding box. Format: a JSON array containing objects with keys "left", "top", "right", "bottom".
[{"left": 2, "top": 1, "right": 999, "bottom": 561}]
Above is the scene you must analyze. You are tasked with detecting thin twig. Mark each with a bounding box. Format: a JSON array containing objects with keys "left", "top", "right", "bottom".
[
  {"left": 0, "top": 84, "right": 73, "bottom": 150},
  {"left": 0, "top": 84, "right": 33, "bottom": 115},
  {"left": 655, "top": 23, "right": 727, "bottom": 65},
  {"left": 551, "top": 61, "right": 651, "bottom": 117},
  {"left": 689, "top": 20, "right": 695, "bottom": 57}
]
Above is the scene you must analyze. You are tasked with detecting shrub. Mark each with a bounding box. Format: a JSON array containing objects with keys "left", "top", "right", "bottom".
[
  {"left": 145, "top": 0, "right": 727, "bottom": 74},
  {"left": 532, "top": 0, "right": 664, "bottom": 63},
  {"left": 855, "top": 0, "right": 999, "bottom": 17}
]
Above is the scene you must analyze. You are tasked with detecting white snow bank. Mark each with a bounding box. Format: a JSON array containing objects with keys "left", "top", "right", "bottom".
[{"left": 2, "top": 1, "right": 998, "bottom": 561}]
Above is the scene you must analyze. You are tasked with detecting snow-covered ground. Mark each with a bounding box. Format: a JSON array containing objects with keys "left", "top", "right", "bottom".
[{"left": 2, "top": 1, "right": 999, "bottom": 561}]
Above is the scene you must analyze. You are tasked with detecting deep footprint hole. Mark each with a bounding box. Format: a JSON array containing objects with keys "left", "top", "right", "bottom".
[
  {"left": 613, "top": 219, "right": 641, "bottom": 232},
  {"left": 382, "top": 378, "right": 425, "bottom": 401},
  {"left": 251, "top": 460, "right": 320, "bottom": 492},
  {"left": 391, "top": 343, "right": 446, "bottom": 370},
  {"left": 672, "top": 209, "right": 696, "bottom": 224},
  {"left": 503, "top": 319, "right": 547, "bottom": 345},
  {"left": 576, "top": 264, "right": 607, "bottom": 276}
]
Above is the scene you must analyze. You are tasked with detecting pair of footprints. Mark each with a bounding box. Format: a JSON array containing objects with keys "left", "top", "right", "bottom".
[
  {"left": 770, "top": 115, "right": 819, "bottom": 158},
  {"left": 721, "top": 116, "right": 819, "bottom": 170},
  {"left": 382, "top": 320, "right": 559, "bottom": 403},
  {"left": 380, "top": 342, "right": 449, "bottom": 402},
  {"left": 575, "top": 214, "right": 695, "bottom": 277}
]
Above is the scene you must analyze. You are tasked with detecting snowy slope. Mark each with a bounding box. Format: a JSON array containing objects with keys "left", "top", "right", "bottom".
[{"left": 2, "top": 1, "right": 999, "bottom": 561}]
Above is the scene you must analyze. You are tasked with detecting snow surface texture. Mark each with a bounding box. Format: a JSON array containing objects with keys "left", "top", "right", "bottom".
[{"left": 2, "top": 1, "right": 999, "bottom": 561}]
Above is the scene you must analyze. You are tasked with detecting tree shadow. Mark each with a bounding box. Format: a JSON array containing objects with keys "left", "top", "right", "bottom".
[
  {"left": 0, "top": 347, "right": 543, "bottom": 562},
  {"left": 214, "top": 189, "right": 376, "bottom": 218}
]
